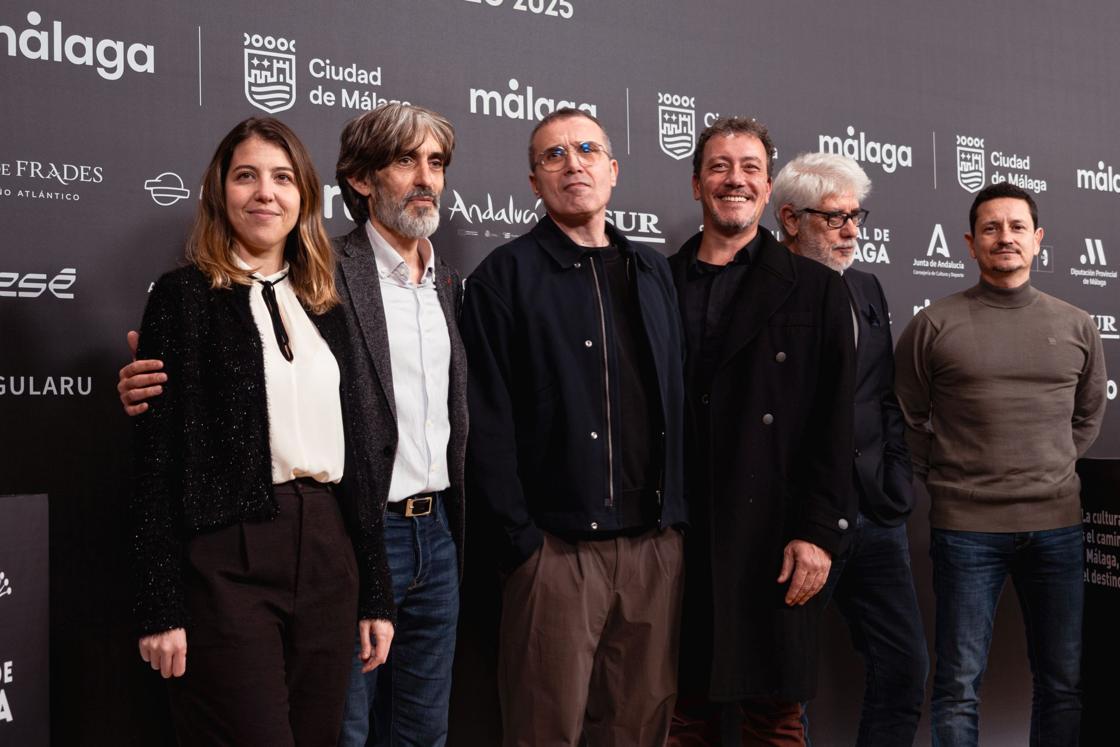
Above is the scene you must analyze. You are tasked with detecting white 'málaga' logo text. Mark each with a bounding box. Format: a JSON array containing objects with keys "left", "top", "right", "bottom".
[
  {"left": 469, "top": 78, "right": 597, "bottom": 120},
  {"left": 0, "top": 10, "right": 153, "bottom": 80},
  {"left": 1076, "top": 161, "right": 1120, "bottom": 194},
  {"left": 818, "top": 126, "right": 912, "bottom": 174}
]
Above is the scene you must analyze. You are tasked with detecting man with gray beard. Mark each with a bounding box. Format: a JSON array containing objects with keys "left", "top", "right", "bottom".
[
  {"left": 330, "top": 103, "right": 467, "bottom": 747},
  {"left": 773, "top": 152, "right": 927, "bottom": 746},
  {"left": 117, "top": 104, "right": 468, "bottom": 747}
]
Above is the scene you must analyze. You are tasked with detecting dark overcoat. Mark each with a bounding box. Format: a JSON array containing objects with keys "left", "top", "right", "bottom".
[{"left": 669, "top": 227, "right": 856, "bottom": 702}]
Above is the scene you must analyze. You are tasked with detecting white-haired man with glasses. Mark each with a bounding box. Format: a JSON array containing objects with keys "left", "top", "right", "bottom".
[
  {"left": 773, "top": 152, "right": 928, "bottom": 747},
  {"left": 460, "top": 107, "right": 688, "bottom": 746}
]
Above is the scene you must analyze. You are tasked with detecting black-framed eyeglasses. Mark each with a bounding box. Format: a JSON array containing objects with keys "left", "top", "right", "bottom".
[
  {"left": 534, "top": 141, "right": 611, "bottom": 172},
  {"left": 800, "top": 207, "right": 870, "bottom": 229}
]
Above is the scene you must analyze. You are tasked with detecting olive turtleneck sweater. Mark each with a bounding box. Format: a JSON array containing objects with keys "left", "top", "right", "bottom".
[{"left": 894, "top": 279, "right": 1107, "bottom": 532}]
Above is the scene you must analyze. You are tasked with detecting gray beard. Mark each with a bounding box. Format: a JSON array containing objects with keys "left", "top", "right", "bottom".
[
  {"left": 802, "top": 239, "right": 855, "bottom": 273},
  {"left": 373, "top": 190, "right": 440, "bottom": 239}
]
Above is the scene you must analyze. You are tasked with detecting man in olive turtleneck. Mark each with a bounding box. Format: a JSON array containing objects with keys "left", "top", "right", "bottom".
[{"left": 894, "top": 182, "right": 1107, "bottom": 747}]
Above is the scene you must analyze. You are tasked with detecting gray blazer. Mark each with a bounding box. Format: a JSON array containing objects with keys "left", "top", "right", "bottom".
[{"left": 333, "top": 226, "right": 468, "bottom": 620}]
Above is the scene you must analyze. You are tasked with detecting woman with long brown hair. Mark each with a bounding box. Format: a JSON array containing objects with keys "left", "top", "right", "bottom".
[{"left": 129, "top": 117, "right": 385, "bottom": 745}]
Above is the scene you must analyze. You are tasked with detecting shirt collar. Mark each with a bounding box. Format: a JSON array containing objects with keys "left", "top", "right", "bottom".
[
  {"left": 364, "top": 221, "right": 437, "bottom": 285},
  {"left": 533, "top": 214, "right": 651, "bottom": 271},
  {"left": 234, "top": 254, "right": 291, "bottom": 284},
  {"left": 686, "top": 228, "right": 761, "bottom": 275}
]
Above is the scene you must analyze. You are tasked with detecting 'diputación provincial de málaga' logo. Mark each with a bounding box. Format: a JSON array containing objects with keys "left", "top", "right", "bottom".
[{"left": 243, "top": 33, "right": 296, "bottom": 114}]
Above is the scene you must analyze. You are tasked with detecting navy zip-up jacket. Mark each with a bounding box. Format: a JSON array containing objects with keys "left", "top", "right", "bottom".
[{"left": 461, "top": 215, "right": 687, "bottom": 569}]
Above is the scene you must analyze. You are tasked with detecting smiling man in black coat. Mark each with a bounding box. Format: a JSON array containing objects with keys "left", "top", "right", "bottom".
[
  {"left": 773, "top": 152, "right": 927, "bottom": 747},
  {"left": 668, "top": 118, "right": 856, "bottom": 745}
]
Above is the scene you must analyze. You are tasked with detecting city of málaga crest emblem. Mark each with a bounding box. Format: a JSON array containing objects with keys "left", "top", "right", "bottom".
[
  {"left": 956, "top": 135, "right": 985, "bottom": 194},
  {"left": 658, "top": 92, "right": 695, "bottom": 161},
  {"left": 243, "top": 34, "right": 296, "bottom": 114}
]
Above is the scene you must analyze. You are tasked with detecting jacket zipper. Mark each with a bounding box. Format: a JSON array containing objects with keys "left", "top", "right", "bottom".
[{"left": 588, "top": 257, "right": 615, "bottom": 509}]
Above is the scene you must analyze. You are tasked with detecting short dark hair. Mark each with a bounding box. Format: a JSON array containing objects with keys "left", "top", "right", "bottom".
[
  {"left": 336, "top": 103, "right": 455, "bottom": 226},
  {"left": 693, "top": 117, "right": 775, "bottom": 178},
  {"left": 527, "top": 108, "right": 613, "bottom": 170},
  {"left": 968, "top": 182, "right": 1039, "bottom": 234}
]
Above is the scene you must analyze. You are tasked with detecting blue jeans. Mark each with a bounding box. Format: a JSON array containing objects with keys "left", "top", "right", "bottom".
[
  {"left": 805, "top": 514, "right": 928, "bottom": 747},
  {"left": 930, "top": 525, "right": 1083, "bottom": 747},
  {"left": 339, "top": 498, "right": 460, "bottom": 747}
]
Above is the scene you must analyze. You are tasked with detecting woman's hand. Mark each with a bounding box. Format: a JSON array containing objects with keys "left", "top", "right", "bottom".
[
  {"left": 139, "top": 628, "right": 187, "bottom": 678},
  {"left": 358, "top": 619, "right": 394, "bottom": 673}
]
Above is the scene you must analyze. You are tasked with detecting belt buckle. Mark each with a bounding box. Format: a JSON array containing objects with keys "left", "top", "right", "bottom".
[{"left": 405, "top": 496, "right": 433, "bottom": 518}]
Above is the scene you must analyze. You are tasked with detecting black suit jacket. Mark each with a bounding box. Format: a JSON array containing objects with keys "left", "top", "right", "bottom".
[
  {"left": 670, "top": 227, "right": 856, "bottom": 702},
  {"left": 332, "top": 226, "right": 469, "bottom": 617},
  {"left": 843, "top": 268, "right": 914, "bottom": 526}
]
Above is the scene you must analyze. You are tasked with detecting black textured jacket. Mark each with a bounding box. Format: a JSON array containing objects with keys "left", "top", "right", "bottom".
[
  {"left": 130, "top": 265, "right": 390, "bottom": 635},
  {"left": 461, "top": 216, "right": 687, "bottom": 570}
]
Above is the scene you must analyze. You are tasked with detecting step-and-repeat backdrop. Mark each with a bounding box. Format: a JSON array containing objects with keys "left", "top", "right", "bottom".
[{"left": 2, "top": 1, "right": 1119, "bottom": 744}]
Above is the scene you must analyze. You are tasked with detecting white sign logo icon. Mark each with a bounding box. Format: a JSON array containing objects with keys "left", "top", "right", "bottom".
[
  {"left": 1082, "top": 238, "right": 1108, "bottom": 266},
  {"left": 244, "top": 34, "right": 296, "bottom": 114}
]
